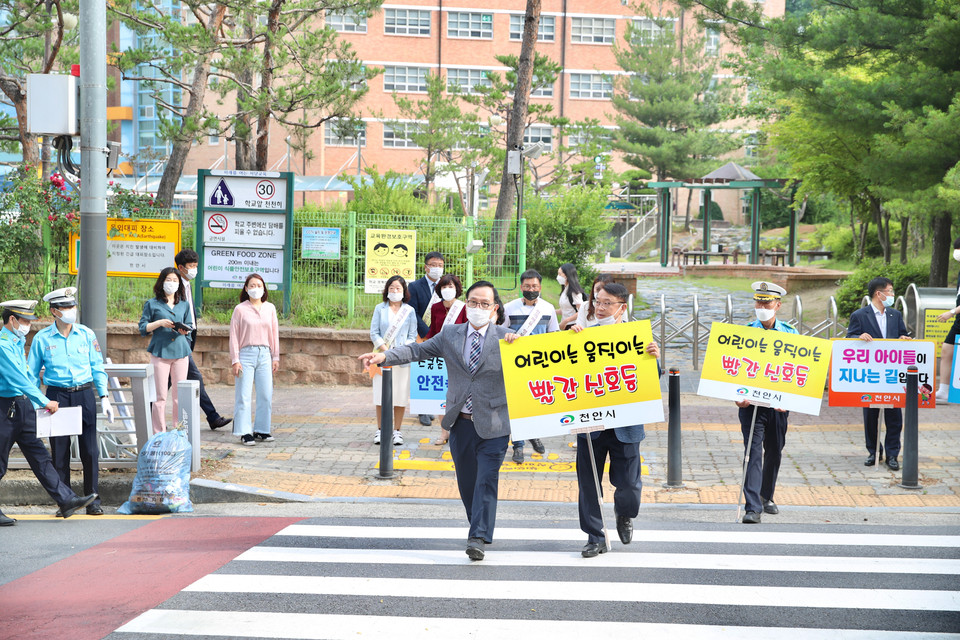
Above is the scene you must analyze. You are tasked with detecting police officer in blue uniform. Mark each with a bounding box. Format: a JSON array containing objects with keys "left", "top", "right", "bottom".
[
  {"left": 29, "top": 288, "right": 114, "bottom": 516},
  {"left": 736, "top": 282, "right": 798, "bottom": 524},
  {"left": 0, "top": 299, "right": 97, "bottom": 526}
]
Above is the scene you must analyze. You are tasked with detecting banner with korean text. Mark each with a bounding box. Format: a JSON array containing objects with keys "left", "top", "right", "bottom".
[
  {"left": 499, "top": 321, "right": 663, "bottom": 441},
  {"left": 828, "top": 339, "right": 937, "bottom": 408},
  {"left": 364, "top": 229, "right": 416, "bottom": 294},
  {"left": 409, "top": 357, "right": 448, "bottom": 415},
  {"left": 698, "top": 323, "right": 831, "bottom": 415}
]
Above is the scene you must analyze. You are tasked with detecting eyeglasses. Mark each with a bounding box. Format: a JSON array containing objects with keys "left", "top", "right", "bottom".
[
  {"left": 465, "top": 300, "right": 494, "bottom": 310},
  {"left": 594, "top": 300, "right": 623, "bottom": 309}
]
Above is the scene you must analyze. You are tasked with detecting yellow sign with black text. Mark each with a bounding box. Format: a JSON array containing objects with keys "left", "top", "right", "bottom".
[
  {"left": 69, "top": 218, "right": 182, "bottom": 278},
  {"left": 698, "top": 322, "right": 832, "bottom": 415},
  {"left": 500, "top": 320, "right": 664, "bottom": 441},
  {"left": 364, "top": 228, "right": 416, "bottom": 294}
]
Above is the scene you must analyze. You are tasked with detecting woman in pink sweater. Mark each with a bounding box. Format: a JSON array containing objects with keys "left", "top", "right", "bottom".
[{"left": 229, "top": 273, "right": 280, "bottom": 446}]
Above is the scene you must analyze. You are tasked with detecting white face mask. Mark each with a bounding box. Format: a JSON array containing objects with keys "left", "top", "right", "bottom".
[
  {"left": 58, "top": 309, "right": 77, "bottom": 324},
  {"left": 387, "top": 291, "right": 403, "bottom": 302},
  {"left": 184, "top": 267, "right": 198, "bottom": 281},
  {"left": 427, "top": 266, "right": 443, "bottom": 280},
  {"left": 755, "top": 308, "right": 776, "bottom": 322},
  {"left": 466, "top": 306, "right": 492, "bottom": 328},
  {"left": 596, "top": 304, "right": 624, "bottom": 325},
  {"left": 953, "top": 249, "right": 960, "bottom": 262},
  {"left": 441, "top": 287, "right": 457, "bottom": 301},
  {"left": 163, "top": 281, "right": 179, "bottom": 295},
  {"left": 557, "top": 275, "right": 567, "bottom": 286},
  {"left": 14, "top": 320, "right": 30, "bottom": 337},
  {"left": 247, "top": 287, "right": 264, "bottom": 300}
]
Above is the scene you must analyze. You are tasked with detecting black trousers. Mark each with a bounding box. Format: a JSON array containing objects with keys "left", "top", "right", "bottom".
[
  {"left": 46, "top": 386, "right": 99, "bottom": 505},
  {"left": 576, "top": 430, "right": 642, "bottom": 544},
  {"left": 0, "top": 396, "right": 75, "bottom": 506},
  {"left": 863, "top": 407, "right": 903, "bottom": 460},
  {"left": 739, "top": 406, "right": 788, "bottom": 514},
  {"left": 448, "top": 416, "right": 509, "bottom": 543},
  {"left": 179, "top": 353, "right": 221, "bottom": 422}
]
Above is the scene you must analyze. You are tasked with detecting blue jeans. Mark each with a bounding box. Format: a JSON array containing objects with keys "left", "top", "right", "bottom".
[{"left": 233, "top": 346, "right": 273, "bottom": 436}]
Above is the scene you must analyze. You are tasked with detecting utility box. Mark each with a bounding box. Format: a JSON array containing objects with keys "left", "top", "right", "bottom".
[
  {"left": 507, "top": 149, "right": 522, "bottom": 175},
  {"left": 26, "top": 74, "right": 79, "bottom": 136}
]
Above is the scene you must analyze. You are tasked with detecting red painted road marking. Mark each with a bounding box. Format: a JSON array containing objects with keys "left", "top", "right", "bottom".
[{"left": 0, "top": 516, "right": 303, "bottom": 640}]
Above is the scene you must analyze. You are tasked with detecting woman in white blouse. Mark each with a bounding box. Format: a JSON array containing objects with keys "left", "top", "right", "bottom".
[{"left": 556, "top": 263, "right": 585, "bottom": 330}]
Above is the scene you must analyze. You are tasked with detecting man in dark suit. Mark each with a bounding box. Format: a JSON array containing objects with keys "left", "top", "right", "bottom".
[
  {"left": 360, "top": 281, "right": 515, "bottom": 561},
  {"left": 846, "top": 276, "right": 911, "bottom": 471},
  {"left": 406, "top": 251, "right": 445, "bottom": 426},
  {"left": 175, "top": 250, "right": 231, "bottom": 430}
]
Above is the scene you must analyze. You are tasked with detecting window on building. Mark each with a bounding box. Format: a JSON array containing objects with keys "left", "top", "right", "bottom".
[
  {"left": 384, "top": 8, "right": 431, "bottom": 36},
  {"left": 744, "top": 133, "right": 759, "bottom": 158},
  {"left": 705, "top": 27, "right": 721, "bottom": 56},
  {"left": 208, "top": 129, "right": 219, "bottom": 145},
  {"left": 447, "top": 11, "right": 493, "bottom": 39},
  {"left": 571, "top": 17, "right": 616, "bottom": 44},
  {"left": 324, "top": 119, "right": 366, "bottom": 147},
  {"left": 531, "top": 72, "right": 554, "bottom": 98},
  {"left": 523, "top": 124, "right": 553, "bottom": 152},
  {"left": 446, "top": 68, "right": 492, "bottom": 95},
  {"left": 510, "top": 14, "right": 555, "bottom": 41},
  {"left": 568, "top": 127, "right": 615, "bottom": 149},
  {"left": 383, "top": 66, "right": 429, "bottom": 93},
  {"left": 632, "top": 17, "right": 671, "bottom": 46},
  {"left": 383, "top": 122, "right": 421, "bottom": 148},
  {"left": 569, "top": 73, "right": 612, "bottom": 99},
  {"left": 327, "top": 9, "right": 367, "bottom": 33}
]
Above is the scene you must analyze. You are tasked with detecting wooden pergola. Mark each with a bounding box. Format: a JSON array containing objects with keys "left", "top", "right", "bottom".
[{"left": 650, "top": 162, "right": 789, "bottom": 267}]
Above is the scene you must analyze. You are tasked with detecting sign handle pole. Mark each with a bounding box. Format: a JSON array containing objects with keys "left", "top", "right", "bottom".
[
  {"left": 875, "top": 409, "right": 884, "bottom": 468},
  {"left": 736, "top": 404, "right": 759, "bottom": 523},
  {"left": 585, "top": 434, "right": 611, "bottom": 551}
]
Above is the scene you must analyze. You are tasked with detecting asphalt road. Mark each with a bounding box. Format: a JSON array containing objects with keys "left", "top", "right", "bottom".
[{"left": 3, "top": 501, "right": 958, "bottom": 639}]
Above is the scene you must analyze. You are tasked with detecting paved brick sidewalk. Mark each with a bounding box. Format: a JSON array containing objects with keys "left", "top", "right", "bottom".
[{"left": 198, "top": 372, "right": 960, "bottom": 508}]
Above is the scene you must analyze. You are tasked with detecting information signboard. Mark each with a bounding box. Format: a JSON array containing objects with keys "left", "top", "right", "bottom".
[
  {"left": 69, "top": 218, "right": 181, "bottom": 278},
  {"left": 302, "top": 227, "right": 341, "bottom": 260}
]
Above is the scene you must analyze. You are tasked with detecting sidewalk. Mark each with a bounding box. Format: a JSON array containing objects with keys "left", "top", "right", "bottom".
[{"left": 187, "top": 371, "right": 960, "bottom": 508}]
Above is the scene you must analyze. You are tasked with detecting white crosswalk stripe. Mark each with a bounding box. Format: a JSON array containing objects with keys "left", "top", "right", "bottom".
[{"left": 111, "top": 520, "right": 960, "bottom": 639}]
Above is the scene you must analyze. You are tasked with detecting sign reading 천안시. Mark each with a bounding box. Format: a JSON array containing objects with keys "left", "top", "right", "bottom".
[
  {"left": 409, "top": 357, "right": 448, "bottom": 415},
  {"left": 364, "top": 228, "right": 417, "bottom": 294},
  {"left": 828, "top": 339, "right": 937, "bottom": 408},
  {"left": 697, "top": 322, "right": 831, "bottom": 415},
  {"left": 499, "top": 320, "right": 664, "bottom": 442}
]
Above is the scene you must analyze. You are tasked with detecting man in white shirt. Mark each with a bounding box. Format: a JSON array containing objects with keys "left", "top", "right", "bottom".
[
  {"left": 501, "top": 269, "right": 558, "bottom": 462},
  {"left": 175, "top": 250, "right": 231, "bottom": 430}
]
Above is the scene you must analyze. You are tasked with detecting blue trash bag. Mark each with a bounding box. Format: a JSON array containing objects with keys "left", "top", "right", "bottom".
[{"left": 117, "top": 429, "right": 194, "bottom": 514}]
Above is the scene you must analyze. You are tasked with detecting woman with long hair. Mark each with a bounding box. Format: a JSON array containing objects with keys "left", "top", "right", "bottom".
[
  {"left": 556, "top": 263, "right": 585, "bottom": 330},
  {"left": 138, "top": 267, "right": 193, "bottom": 433}
]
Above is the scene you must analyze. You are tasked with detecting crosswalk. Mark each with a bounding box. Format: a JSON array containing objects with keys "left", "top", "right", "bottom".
[{"left": 110, "top": 519, "right": 960, "bottom": 639}]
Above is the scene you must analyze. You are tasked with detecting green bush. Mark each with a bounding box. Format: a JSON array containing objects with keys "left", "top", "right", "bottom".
[
  {"left": 835, "top": 258, "right": 931, "bottom": 318},
  {"left": 697, "top": 200, "right": 724, "bottom": 221},
  {"left": 524, "top": 185, "right": 612, "bottom": 278}
]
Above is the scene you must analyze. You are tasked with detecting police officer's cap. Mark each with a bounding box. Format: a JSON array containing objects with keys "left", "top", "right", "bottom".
[
  {"left": 43, "top": 287, "right": 78, "bottom": 309},
  {"left": 0, "top": 299, "right": 39, "bottom": 320},
  {"left": 751, "top": 281, "right": 786, "bottom": 302}
]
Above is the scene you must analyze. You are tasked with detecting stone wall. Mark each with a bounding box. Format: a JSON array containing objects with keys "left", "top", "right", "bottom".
[{"left": 103, "top": 323, "right": 371, "bottom": 386}]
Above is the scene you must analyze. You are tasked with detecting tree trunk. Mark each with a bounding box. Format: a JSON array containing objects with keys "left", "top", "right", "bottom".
[
  {"left": 869, "top": 195, "right": 890, "bottom": 264},
  {"left": 857, "top": 219, "right": 869, "bottom": 265},
  {"left": 155, "top": 4, "right": 227, "bottom": 207},
  {"left": 929, "top": 210, "right": 953, "bottom": 287},
  {"left": 683, "top": 188, "right": 693, "bottom": 232},
  {"left": 254, "top": 0, "right": 283, "bottom": 171},
  {"left": 899, "top": 215, "right": 909, "bottom": 265},
  {"left": 490, "top": 0, "right": 540, "bottom": 270},
  {"left": 0, "top": 76, "right": 40, "bottom": 168},
  {"left": 235, "top": 18, "right": 256, "bottom": 171}
]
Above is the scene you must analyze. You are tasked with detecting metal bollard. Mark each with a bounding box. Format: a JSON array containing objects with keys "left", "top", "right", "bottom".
[
  {"left": 664, "top": 368, "right": 684, "bottom": 487},
  {"left": 378, "top": 366, "right": 395, "bottom": 478},
  {"left": 176, "top": 379, "right": 202, "bottom": 473},
  {"left": 899, "top": 366, "right": 920, "bottom": 490}
]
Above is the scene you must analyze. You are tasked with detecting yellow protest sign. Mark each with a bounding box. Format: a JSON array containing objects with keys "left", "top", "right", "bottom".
[
  {"left": 500, "top": 320, "right": 664, "bottom": 441},
  {"left": 923, "top": 309, "right": 953, "bottom": 359},
  {"left": 364, "top": 228, "right": 416, "bottom": 294},
  {"left": 69, "top": 218, "right": 182, "bottom": 278},
  {"left": 698, "top": 322, "right": 831, "bottom": 415}
]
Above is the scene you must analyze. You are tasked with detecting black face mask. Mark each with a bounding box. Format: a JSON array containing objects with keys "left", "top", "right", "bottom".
[{"left": 522, "top": 290, "right": 540, "bottom": 301}]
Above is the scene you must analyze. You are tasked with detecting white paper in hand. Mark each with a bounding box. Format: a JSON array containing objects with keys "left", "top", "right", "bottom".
[{"left": 36, "top": 406, "right": 83, "bottom": 438}]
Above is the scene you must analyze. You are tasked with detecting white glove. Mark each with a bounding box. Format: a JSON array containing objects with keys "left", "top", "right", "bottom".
[{"left": 101, "top": 397, "right": 115, "bottom": 423}]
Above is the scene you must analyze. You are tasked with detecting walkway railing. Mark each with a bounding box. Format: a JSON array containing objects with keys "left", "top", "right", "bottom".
[{"left": 619, "top": 205, "right": 659, "bottom": 257}]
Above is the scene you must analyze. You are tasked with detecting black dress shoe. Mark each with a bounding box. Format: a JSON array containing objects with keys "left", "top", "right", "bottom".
[
  {"left": 60, "top": 493, "right": 97, "bottom": 519},
  {"left": 0, "top": 510, "right": 16, "bottom": 526},
  {"left": 864, "top": 454, "right": 877, "bottom": 466},
  {"left": 742, "top": 511, "right": 762, "bottom": 524},
  {"left": 530, "top": 438, "right": 545, "bottom": 454},
  {"left": 209, "top": 416, "right": 232, "bottom": 430},
  {"left": 886, "top": 457, "right": 900, "bottom": 471},
  {"left": 762, "top": 499, "right": 779, "bottom": 515},
  {"left": 616, "top": 515, "right": 633, "bottom": 544},
  {"left": 581, "top": 542, "right": 608, "bottom": 558},
  {"left": 419, "top": 414, "right": 434, "bottom": 426},
  {"left": 86, "top": 504, "right": 104, "bottom": 516},
  {"left": 512, "top": 446, "right": 524, "bottom": 464},
  {"left": 466, "top": 537, "right": 485, "bottom": 561}
]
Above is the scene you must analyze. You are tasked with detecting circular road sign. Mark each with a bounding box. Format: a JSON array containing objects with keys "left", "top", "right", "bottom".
[{"left": 207, "top": 213, "right": 228, "bottom": 235}]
